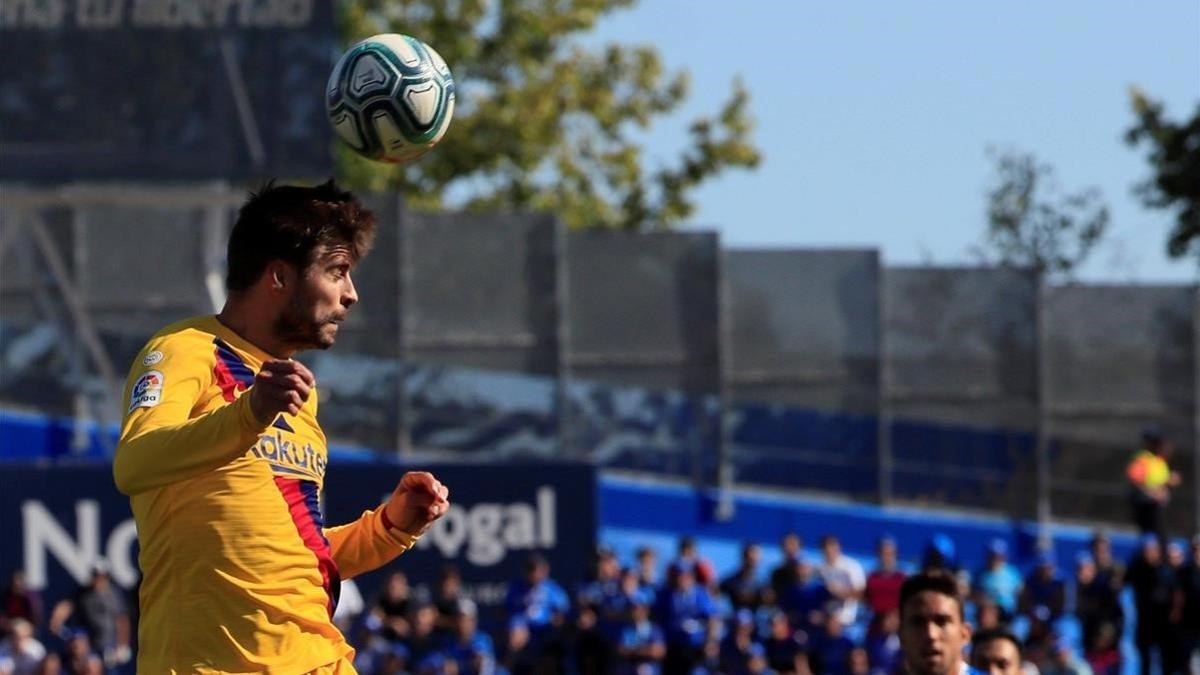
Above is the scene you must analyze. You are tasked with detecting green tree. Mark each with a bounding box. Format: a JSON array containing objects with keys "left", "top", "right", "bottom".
[
  {"left": 979, "top": 147, "right": 1109, "bottom": 280},
  {"left": 1125, "top": 88, "right": 1200, "bottom": 263},
  {"left": 337, "top": 0, "right": 760, "bottom": 230}
]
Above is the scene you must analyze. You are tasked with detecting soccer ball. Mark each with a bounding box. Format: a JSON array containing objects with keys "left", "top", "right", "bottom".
[{"left": 326, "top": 34, "right": 456, "bottom": 164}]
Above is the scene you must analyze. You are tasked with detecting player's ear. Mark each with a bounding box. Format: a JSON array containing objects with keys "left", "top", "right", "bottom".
[{"left": 266, "top": 261, "right": 292, "bottom": 291}]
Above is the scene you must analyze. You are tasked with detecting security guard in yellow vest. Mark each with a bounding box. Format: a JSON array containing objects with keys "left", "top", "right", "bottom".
[{"left": 1126, "top": 425, "right": 1180, "bottom": 544}]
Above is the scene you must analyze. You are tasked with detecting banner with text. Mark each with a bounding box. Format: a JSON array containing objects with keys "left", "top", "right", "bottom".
[{"left": 0, "top": 0, "right": 336, "bottom": 180}]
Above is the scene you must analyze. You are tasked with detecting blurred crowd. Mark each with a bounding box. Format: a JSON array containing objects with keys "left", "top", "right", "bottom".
[{"left": 1, "top": 530, "right": 1196, "bottom": 675}]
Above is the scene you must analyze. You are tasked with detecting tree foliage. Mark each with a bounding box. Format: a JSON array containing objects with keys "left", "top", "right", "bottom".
[
  {"left": 980, "top": 148, "right": 1109, "bottom": 280},
  {"left": 1125, "top": 88, "right": 1200, "bottom": 263},
  {"left": 337, "top": 0, "right": 760, "bottom": 230}
]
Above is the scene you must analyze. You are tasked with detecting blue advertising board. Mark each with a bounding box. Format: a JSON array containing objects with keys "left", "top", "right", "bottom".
[{"left": 0, "top": 461, "right": 596, "bottom": 637}]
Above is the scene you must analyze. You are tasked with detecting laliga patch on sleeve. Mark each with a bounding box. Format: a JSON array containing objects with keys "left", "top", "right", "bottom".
[{"left": 129, "top": 370, "right": 165, "bottom": 413}]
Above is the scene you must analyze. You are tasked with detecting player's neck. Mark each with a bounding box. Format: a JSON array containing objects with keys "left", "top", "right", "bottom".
[{"left": 216, "top": 303, "right": 296, "bottom": 360}]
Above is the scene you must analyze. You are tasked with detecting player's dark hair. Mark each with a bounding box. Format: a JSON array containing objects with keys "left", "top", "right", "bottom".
[
  {"left": 899, "top": 569, "right": 964, "bottom": 620},
  {"left": 971, "top": 628, "right": 1022, "bottom": 658},
  {"left": 226, "top": 179, "right": 376, "bottom": 292}
]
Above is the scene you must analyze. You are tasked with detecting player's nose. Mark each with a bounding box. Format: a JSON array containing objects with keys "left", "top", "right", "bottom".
[{"left": 342, "top": 274, "right": 358, "bottom": 307}]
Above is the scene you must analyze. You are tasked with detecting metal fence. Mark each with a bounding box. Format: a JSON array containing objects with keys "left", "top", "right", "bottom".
[{"left": 2, "top": 184, "right": 1198, "bottom": 532}]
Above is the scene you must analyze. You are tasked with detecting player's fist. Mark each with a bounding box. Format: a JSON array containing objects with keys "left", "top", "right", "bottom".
[
  {"left": 384, "top": 471, "right": 450, "bottom": 537},
  {"left": 249, "top": 360, "right": 315, "bottom": 424}
]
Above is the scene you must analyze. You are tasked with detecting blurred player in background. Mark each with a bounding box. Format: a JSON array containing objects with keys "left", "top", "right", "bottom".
[
  {"left": 898, "top": 570, "right": 981, "bottom": 675},
  {"left": 112, "top": 180, "right": 450, "bottom": 674}
]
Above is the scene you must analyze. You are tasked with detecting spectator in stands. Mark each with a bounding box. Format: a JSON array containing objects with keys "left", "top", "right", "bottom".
[
  {"left": 434, "top": 566, "right": 465, "bottom": 634},
  {"left": 865, "top": 535, "right": 906, "bottom": 618},
  {"left": 617, "top": 598, "right": 666, "bottom": 675},
  {"left": 47, "top": 563, "right": 130, "bottom": 670},
  {"left": 0, "top": 618, "right": 47, "bottom": 675},
  {"left": 372, "top": 571, "right": 414, "bottom": 642},
  {"left": 974, "top": 540, "right": 1022, "bottom": 622},
  {"left": 1084, "top": 623, "right": 1120, "bottom": 675},
  {"left": 505, "top": 554, "right": 570, "bottom": 638},
  {"left": 811, "top": 611, "right": 855, "bottom": 675},
  {"left": 673, "top": 537, "right": 717, "bottom": 588},
  {"left": 970, "top": 628, "right": 1025, "bottom": 675},
  {"left": 921, "top": 535, "right": 958, "bottom": 574},
  {"left": 761, "top": 610, "right": 809, "bottom": 675},
  {"left": 405, "top": 604, "right": 444, "bottom": 672},
  {"left": 580, "top": 548, "right": 622, "bottom": 605},
  {"left": 442, "top": 599, "right": 495, "bottom": 675},
  {"left": 722, "top": 542, "right": 768, "bottom": 612},
  {"left": 780, "top": 559, "right": 832, "bottom": 634},
  {"left": 746, "top": 643, "right": 775, "bottom": 675},
  {"left": 1022, "top": 605, "right": 1055, "bottom": 667},
  {"left": 1040, "top": 639, "right": 1093, "bottom": 675},
  {"left": 720, "top": 609, "right": 762, "bottom": 675},
  {"left": 0, "top": 572, "right": 41, "bottom": 636},
  {"left": 897, "top": 570, "right": 972, "bottom": 675},
  {"left": 1073, "top": 553, "right": 1122, "bottom": 659},
  {"left": 637, "top": 547, "right": 661, "bottom": 600},
  {"left": 577, "top": 549, "right": 622, "bottom": 675},
  {"left": 770, "top": 533, "right": 805, "bottom": 605},
  {"left": 847, "top": 646, "right": 872, "bottom": 675},
  {"left": 817, "top": 535, "right": 866, "bottom": 628},
  {"left": 579, "top": 548, "right": 624, "bottom": 645},
  {"left": 1164, "top": 540, "right": 1189, "bottom": 675},
  {"left": 503, "top": 620, "right": 539, "bottom": 675},
  {"left": 864, "top": 609, "right": 901, "bottom": 675},
  {"left": 1173, "top": 535, "right": 1200, "bottom": 675},
  {"left": 1085, "top": 532, "right": 1122, "bottom": 593},
  {"left": 1126, "top": 535, "right": 1174, "bottom": 675},
  {"left": 655, "top": 564, "right": 717, "bottom": 675},
  {"left": 1019, "top": 552, "right": 1065, "bottom": 622},
  {"left": 601, "top": 567, "right": 654, "bottom": 642},
  {"left": 974, "top": 600, "right": 1004, "bottom": 633},
  {"left": 57, "top": 627, "right": 103, "bottom": 675},
  {"left": 1126, "top": 425, "right": 1179, "bottom": 545}
]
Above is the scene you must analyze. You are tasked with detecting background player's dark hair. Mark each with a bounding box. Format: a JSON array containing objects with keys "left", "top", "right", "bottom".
[
  {"left": 899, "top": 569, "right": 964, "bottom": 620},
  {"left": 226, "top": 179, "right": 376, "bottom": 292},
  {"left": 971, "top": 628, "right": 1022, "bottom": 658}
]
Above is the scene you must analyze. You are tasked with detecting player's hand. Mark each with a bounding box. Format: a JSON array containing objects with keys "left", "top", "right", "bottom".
[
  {"left": 384, "top": 471, "right": 450, "bottom": 537},
  {"left": 249, "top": 360, "right": 315, "bottom": 423}
]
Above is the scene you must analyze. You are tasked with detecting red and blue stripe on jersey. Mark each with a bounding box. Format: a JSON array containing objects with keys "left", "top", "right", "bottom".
[
  {"left": 274, "top": 476, "right": 341, "bottom": 617},
  {"left": 213, "top": 338, "right": 255, "bottom": 403}
]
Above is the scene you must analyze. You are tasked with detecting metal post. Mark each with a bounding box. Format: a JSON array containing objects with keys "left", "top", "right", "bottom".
[
  {"left": 202, "top": 183, "right": 231, "bottom": 313},
  {"left": 1193, "top": 285, "right": 1200, "bottom": 533},
  {"left": 714, "top": 249, "right": 735, "bottom": 521},
  {"left": 553, "top": 219, "right": 573, "bottom": 459},
  {"left": 877, "top": 261, "right": 893, "bottom": 504},
  {"left": 1034, "top": 275, "right": 1052, "bottom": 550},
  {"left": 396, "top": 195, "right": 412, "bottom": 457}
]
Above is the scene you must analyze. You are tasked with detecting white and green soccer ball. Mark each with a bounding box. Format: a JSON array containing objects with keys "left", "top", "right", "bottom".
[{"left": 326, "top": 34, "right": 456, "bottom": 164}]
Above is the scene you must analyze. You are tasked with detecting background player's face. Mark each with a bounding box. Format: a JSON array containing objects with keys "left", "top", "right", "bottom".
[
  {"left": 972, "top": 638, "right": 1022, "bottom": 675},
  {"left": 274, "top": 244, "right": 358, "bottom": 351},
  {"left": 900, "top": 590, "right": 969, "bottom": 675}
]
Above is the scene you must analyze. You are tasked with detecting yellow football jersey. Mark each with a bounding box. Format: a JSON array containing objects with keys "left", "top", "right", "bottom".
[{"left": 114, "top": 315, "right": 415, "bottom": 674}]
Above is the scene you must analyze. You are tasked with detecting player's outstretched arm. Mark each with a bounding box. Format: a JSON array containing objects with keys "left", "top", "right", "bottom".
[{"left": 325, "top": 471, "right": 450, "bottom": 579}]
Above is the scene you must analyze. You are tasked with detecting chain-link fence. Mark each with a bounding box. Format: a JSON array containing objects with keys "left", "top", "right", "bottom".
[{"left": 2, "top": 184, "right": 1197, "bottom": 532}]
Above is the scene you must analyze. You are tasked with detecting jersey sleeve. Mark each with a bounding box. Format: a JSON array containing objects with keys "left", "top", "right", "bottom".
[
  {"left": 112, "top": 333, "right": 268, "bottom": 496},
  {"left": 324, "top": 504, "right": 419, "bottom": 580}
]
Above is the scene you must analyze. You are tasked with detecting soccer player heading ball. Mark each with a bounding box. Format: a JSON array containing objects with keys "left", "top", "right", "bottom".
[{"left": 113, "top": 180, "right": 450, "bottom": 673}]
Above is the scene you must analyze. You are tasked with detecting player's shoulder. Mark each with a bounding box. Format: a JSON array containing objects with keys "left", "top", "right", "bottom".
[{"left": 135, "top": 316, "right": 222, "bottom": 365}]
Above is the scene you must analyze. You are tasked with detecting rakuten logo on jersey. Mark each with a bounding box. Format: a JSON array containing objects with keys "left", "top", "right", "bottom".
[{"left": 415, "top": 486, "right": 556, "bottom": 566}]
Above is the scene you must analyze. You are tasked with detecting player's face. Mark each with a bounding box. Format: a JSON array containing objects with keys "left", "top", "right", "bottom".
[
  {"left": 900, "top": 591, "right": 969, "bottom": 675},
  {"left": 972, "top": 638, "right": 1022, "bottom": 675},
  {"left": 274, "top": 244, "right": 358, "bottom": 351}
]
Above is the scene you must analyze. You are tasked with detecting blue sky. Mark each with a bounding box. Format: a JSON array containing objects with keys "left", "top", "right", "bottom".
[{"left": 588, "top": 1, "right": 1200, "bottom": 282}]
